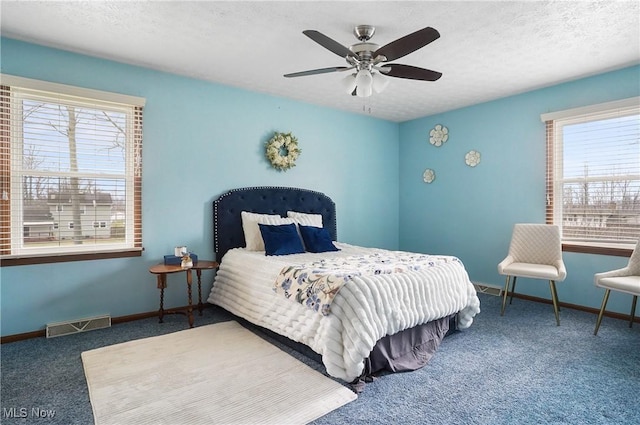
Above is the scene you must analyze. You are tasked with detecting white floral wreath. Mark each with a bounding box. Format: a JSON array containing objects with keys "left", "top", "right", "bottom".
[{"left": 265, "top": 132, "right": 301, "bottom": 171}]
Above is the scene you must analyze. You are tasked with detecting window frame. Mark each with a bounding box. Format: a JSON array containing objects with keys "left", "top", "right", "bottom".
[
  {"left": 542, "top": 97, "right": 639, "bottom": 257},
  {"left": 1, "top": 74, "right": 145, "bottom": 266}
]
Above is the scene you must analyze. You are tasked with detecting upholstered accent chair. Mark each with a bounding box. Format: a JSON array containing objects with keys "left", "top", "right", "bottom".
[
  {"left": 498, "top": 224, "right": 567, "bottom": 326},
  {"left": 593, "top": 239, "right": 640, "bottom": 336}
]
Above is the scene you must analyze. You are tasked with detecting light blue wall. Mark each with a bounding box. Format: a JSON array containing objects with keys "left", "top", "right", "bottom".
[
  {"left": 0, "top": 38, "right": 400, "bottom": 336},
  {"left": 399, "top": 65, "right": 640, "bottom": 315},
  {"left": 1, "top": 36, "right": 637, "bottom": 337}
]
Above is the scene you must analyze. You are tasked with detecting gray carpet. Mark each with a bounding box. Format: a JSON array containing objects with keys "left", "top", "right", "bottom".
[{"left": 1, "top": 294, "right": 639, "bottom": 424}]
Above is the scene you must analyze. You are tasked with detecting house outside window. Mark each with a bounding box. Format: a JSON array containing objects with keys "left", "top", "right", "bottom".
[
  {"left": 1, "top": 75, "right": 145, "bottom": 265},
  {"left": 542, "top": 97, "right": 640, "bottom": 256}
]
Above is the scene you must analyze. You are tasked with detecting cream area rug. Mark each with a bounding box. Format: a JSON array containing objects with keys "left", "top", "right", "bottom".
[{"left": 81, "top": 321, "right": 356, "bottom": 425}]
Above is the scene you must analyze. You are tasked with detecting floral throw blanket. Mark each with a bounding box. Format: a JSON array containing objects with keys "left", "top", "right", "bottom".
[{"left": 273, "top": 252, "right": 463, "bottom": 316}]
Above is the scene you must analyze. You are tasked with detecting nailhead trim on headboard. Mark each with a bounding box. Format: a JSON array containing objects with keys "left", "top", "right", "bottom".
[{"left": 213, "top": 186, "right": 337, "bottom": 262}]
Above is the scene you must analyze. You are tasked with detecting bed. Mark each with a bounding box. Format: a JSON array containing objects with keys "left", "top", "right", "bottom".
[{"left": 207, "top": 186, "right": 480, "bottom": 385}]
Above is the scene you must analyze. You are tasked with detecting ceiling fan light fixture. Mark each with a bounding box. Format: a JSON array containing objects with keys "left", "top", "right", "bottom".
[
  {"left": 372, "top": 71, "right": 389, "bottom": 94},
  {"left": 342, "top": 73, "right": 357, "bottom": 94},
  {"left": 355, "top": 69, "right": 373, "bottom": 97},
  {"left": 356, "top": 84, "right": 373, "bottom": 98}
]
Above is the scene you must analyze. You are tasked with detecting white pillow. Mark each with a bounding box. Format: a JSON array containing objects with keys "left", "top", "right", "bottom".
[
  {"left": 241, "top": 211, "right": 294, "bottom": 251},
  {"left": 287, "top": 211, "right": 323, "bottom": 228}
]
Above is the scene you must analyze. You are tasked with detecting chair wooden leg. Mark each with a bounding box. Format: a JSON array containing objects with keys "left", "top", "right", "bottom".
[
  {"left": 549, "top": 280, "right": 560, "bottom": 326},
  {"left": 509, "top": 276, "right": 517, "bottom": 305},
  {"left": 630, "top": 295, "right": 638, "bottom": 328},
  {"left": 501, "top": 275, "right": 511, "bottom": 316},
  {"left": 594, "top": 289, "right": 610, "bottom": 336}
]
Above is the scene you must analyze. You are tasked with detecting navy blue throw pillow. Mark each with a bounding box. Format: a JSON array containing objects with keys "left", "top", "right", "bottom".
[
  {"left": 299, "top": 225, "right": 340, "bottom": 253},
  {"left": 258, "top": 223, "right": 305, "bottom": 256}
]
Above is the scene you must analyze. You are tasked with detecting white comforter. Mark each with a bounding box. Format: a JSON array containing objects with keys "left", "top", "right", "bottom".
[{"left": 207, "top": 243, "right": 481, "bottom": 382}]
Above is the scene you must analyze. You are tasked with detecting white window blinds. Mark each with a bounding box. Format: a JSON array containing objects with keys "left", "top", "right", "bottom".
[
  {"left": 542, "top": 97, "right": 640, "bottom": 250},
  {"left": 0, "top": 75, "right": 144, "bottom": 261}
]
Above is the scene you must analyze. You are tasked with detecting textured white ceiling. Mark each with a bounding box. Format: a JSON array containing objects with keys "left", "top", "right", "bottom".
[{"left": 1, "top": 1, "right": 639, "bottom": 122}]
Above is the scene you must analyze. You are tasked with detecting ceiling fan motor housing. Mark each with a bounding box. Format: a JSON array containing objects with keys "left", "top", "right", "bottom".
[
  {"left": 350, "top": 42, "right": 379, "bottom": 63},
  {"left": 352, "top": 25, "right": 379, "bottom": 67}
]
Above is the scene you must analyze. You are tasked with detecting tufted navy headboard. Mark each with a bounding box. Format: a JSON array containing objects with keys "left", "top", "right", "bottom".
[{"left": 213, "top": 187, "right": 337, "bottom": 262}]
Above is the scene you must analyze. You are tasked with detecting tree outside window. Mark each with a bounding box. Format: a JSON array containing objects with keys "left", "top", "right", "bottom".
[{"left": 1, "top": 75, "right": 144, "bottom": 265}]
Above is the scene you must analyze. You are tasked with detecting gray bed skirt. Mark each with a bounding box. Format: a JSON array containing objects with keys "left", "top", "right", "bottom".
[
  {"left": 365, "top": 315, "right": 454, "bottom": 375},
  {"left": 234, "top": 313, "right": 457, "bottom": 392}
]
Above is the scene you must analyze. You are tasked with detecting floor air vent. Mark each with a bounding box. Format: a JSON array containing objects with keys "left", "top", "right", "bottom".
[
  {"left": 473, "top": 283, "right": 502, "bottom": 297},
  {"left": 46, "top": 315, "right": 111, "bottom": 338}
]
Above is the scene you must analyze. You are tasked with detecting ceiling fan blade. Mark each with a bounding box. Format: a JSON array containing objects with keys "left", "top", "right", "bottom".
[
  {"left": 303, "top": 30, "right": 356, "bottom": 59},
  {"left": 374, "top": 27, "right": 440, "bottom": 62},
  {"left": 284, "top": 66, "right": 349, "bottom": 78},
  {"left": 382, "top": 64, "right": 442, "bottom": 81}
]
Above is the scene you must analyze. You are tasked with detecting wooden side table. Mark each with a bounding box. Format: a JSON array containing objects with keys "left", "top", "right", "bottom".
[{"left": 148, "top": 260, "right": 219, "bottom": 328}]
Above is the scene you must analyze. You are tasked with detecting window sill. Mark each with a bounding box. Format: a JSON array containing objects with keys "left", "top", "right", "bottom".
[
  {"left": 1, "top": 249, "right": 142, "bottom": 266},
  {"left": 562, "top": 243, "right": 632, "bottom": 257}
]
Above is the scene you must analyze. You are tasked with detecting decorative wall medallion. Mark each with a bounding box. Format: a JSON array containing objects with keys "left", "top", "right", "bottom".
[
  {"left": 429, "top": 124, "right": 449, "bottom": 147},
  {"left": 465, "top": 150, "right": 481, "bottom": 167},
  {"left": 423, "top": 168, "right": 436, "bottom": 183}
]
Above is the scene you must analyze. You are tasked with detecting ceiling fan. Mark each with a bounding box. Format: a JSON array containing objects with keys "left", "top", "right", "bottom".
[{"left": 284, "top": 25, "right": 442, "bottom": 98}]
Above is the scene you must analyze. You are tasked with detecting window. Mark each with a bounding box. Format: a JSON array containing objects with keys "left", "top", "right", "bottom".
[
  {"left": 542, "top": 97, "right": 640, "bottom": 256},
  {"left": 1, "top": 74, "right": 145, "bottom": 265}
]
